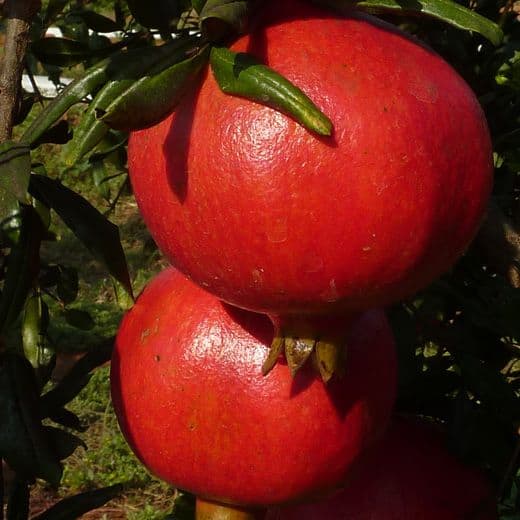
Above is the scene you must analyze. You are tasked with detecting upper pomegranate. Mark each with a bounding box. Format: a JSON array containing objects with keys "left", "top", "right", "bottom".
[{"left": 128, "top": 0, "right": 492, "bottom": 316}]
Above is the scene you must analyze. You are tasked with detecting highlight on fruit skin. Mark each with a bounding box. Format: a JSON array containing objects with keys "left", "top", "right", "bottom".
[
  {"left": 110, "top": 267, "right": 397, "bottom": 508},
  {"left": 266, "top": 417, "right": 498, "bottom": 520},
  {"left": 128, "top": 0, "right": 493, "bottom": 319}
]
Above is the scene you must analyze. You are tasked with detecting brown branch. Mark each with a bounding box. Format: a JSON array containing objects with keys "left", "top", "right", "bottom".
[
  {"left": 475, "top": 200, "right": 520, "bottom": 288},
  {"left": 0, "top": 0, "right": 41, "bottom": 142}
]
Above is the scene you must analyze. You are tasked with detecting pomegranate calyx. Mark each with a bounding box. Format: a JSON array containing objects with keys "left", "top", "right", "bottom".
[{"left": 262, "top": 316, "right": 349, "bottom": 382}]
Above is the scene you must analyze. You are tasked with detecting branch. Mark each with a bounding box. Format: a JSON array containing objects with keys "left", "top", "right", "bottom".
[
  {"left": 0, "top": 0, "right": 41, "bottom": 142},
  {"left": 475, "top": 200, "right": 520, "bottom": 288}
]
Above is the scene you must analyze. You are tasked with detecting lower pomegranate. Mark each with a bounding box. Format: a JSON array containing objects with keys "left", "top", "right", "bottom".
[
  {"left": 111, "top": 267, "right": 397, "bottom": 508},
  {"left": 267, "top": 417, "right": 498, "bottom": 519}
]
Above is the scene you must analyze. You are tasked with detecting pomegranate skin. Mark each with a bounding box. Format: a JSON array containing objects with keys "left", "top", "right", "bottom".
[
  {"left": 128, "top": 1, "right": 493, "bottom": 316},
  {"left": 111, "top": 267, "right": 397, "bottom": 506},
  {"left": 268, "top": 418, "right": 498, "bottom": 520}
]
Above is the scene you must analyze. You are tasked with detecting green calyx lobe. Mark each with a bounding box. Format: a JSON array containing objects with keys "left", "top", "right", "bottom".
[
  {"left": 262, "top": 318, "right": 347, "bottom": 382},
  {"left": 210, "top": 46, "right": 333, "bottom": 136}
]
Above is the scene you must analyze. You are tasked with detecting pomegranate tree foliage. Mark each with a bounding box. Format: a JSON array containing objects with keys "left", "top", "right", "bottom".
[{"left": 0, "top": 0, "right": 519, "bottom": 518}]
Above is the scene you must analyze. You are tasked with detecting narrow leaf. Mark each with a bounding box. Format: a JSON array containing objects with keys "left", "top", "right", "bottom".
[
  {"left": 64, "top": 36, "right": 200, "bottom": 164},
  {"left": 44, "top": 426, "right": 86, "bottom": 461},
  {"left": 200, "top": 0, "right": 251, "bottom": 34},
  {"left": 210, "top": 46, "right": 333, "bottom": 136},
  {"left": 101, "top": 44, "right": 210, "bottom": 131},
  {"left": 126, "top": 0, "right": 184, "bottom": 29},
  {"left": 40, "top": 337, "right": 114, "bottom": 417},
  {"left": 31, "top": 37, "right": 92, "bottom": 67},
  {"left": 320, "top": 0, "right": 503, "bottom": 46},
  {"left": 48, "top": 408, "right": 86, "bottom": 432},
  {"left": 62, "top": 308, "right": 95, "bottom": 330},
  {"left": 6, "top": 480, "right": 29, "bottom": 520},
  {"left": 21, "top": 57, "right": 110, "bottom": 146},
  {"left": 0, "top": 208, "right": 43, "bottom": 333},
  {"left": 76, "top": 10, "right": 124, "bottom": 33},
  {"left": 29, "top": 175, "right": 133, "bottom": 298},
  {"left": 0, "top": 354, "right": 62, "bottom": 486},
  {"left": 0, "top": 142, "right": 30, "bottom": 222},
  {"left": 22, "top": 292, "right": 52, "bottom": 369},
  {"left": 32, "top": 484, "right": 123, "bottom": 520}
]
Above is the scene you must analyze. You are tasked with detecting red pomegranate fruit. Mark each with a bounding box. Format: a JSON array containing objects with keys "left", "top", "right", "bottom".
[
  {"left": 128, "top": 1, "right": 492, "bottom": 319},
  {"left": 267, "top": 418, "right": 498, "bottom": 520},
  {"left": 111, "top": 267, "right": 397, "bottom": 512}
]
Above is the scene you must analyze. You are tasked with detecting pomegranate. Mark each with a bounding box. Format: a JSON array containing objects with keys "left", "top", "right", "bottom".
[
  {"left": 268, "top": 417, "right": 498, "bottom": 520},
  {"left": 128, "top": 1, "right": 492, "bottom": 317},
  {"left": 111, "top": 267, "right": 397, "bottom": 510}
]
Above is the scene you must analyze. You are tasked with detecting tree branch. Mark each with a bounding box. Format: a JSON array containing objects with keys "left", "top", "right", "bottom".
[
  {"left": 475, "top": 200, "right": 520, "bottom": 288},
  {"left": 0, "top": 0, "right": 41, "bottom": 142}
]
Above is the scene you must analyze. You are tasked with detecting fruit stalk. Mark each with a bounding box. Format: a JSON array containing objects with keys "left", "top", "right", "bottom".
[{"left": 196, "top": 498, "right": 262, "bottom": 520}]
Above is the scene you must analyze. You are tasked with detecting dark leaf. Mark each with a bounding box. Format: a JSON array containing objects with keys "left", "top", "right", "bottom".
[
  {"left": 200, "top": 0, "right": 251, "bottom": 36},
  {"left": 76, "top": 10, "right": 124, "bottom": 33},
  {"left": 62, "top": 308, "right": 95, "bottom": 330},
  {"left": 126, "top": 0, "right": 185, "bottom": 29},
  {"left": 14, "top": 94, "right": 37, "bottom": 127},
  {"left": 40, "top": 337, "right": 114, "bottom": 417},
  {"left": 6, "top": 480, "right": 29, "bottom": 520},
  {"left": 44, "top": 0, "right": 69, "bottom": 24},
  {"left": 319, "top": 0, "right": 503, "bottom": 46},
  {"left": 457, "top": 353, "right": 520, "bottom": 423},
  {"left": 31, "top": 37, "right": 92, "bottom": 67},
  {"left": 101, "top": 44, "right": 210, "bottom": 131},
  {"left": 31, "top": 120, "right": 72, "bottom": 148},
  {"left": 29, "top": 175, "right": 133, "bottom": 298},
  {"left": 192, "top": 0, "right": 207, "bottom": 13},
  {"left": 56, "top": 265, "right": 79, "bottom": 304},
  {"left": 48, "top": 407, "right": 86, "bottom": 432},
  {"left": 44, "top": 426, "right": 86, "bottom": 461},
  {"left": 32, "top": 484, "right": 123, "bottom": 520},
  {"left": 0, "top": 142, "right": 30, "bottom": 222},
  {"left": 0, "top": 353, "right": 62, "bottom": 486},
  {"left": 0, "top": 207, "right": 43, "bottom": 333},
  {"left": 210, "top": 46, "right": 333, "bottom": 136}
]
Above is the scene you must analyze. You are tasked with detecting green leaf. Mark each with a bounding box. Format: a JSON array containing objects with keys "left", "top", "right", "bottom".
[
  {"left": 56, "top": 265, "right": 79, "bottom": 304},
  {"left": 101, "top": 44, "right": 210, "bottom": 131},
  {"left": 192, "top": 0, "right": 207, "bottom": 13},
  {"left": 29, "top": 175, "right": 133, "bottom": 299},
  {"left": 62, "top": 308, "right": 95, "bottom": 330},
  {"left": 200, "top": 0, "right": 251, "bottom": 35},
  {"left": 22, "top": 292, "right": 52, "bottom": 369},
  {"left": 64, "top": 36, "right": 200, "bottom": 164},
  {"left": 320, "top": 0, "right": 503, "bottom": 46},
  {"left": 0, "top": 142, "right": 30, "bottom": 222},
  {"left": 44, "top": 426, "right": 86, "bottom": 460},
  {"left": 40, "top": 337, "right": 114, "bottom": 417},
  {"left": 6, "top": 479, "right": 29, "bottom": 520},
  {"left": 0, "top": 207, "right": 43, "bottom": 333},
  {"left": 31, "top": 37, "right": 92, "bottom": 66},
  {"left": 0, "top": 353, "right": 62, "bottom": 486},
  {"left": 210, "top": 46, "right": 333, "bottom": 136},
  {"left": 76, "top": 10, "right": 124, "bottom": 33},
  {"left": 32, "top": 484, "right": 123, "bottom": 520},
  {"left": 44, "top": 0, "right": 69, "bottom": 24},
  {"left": 21, "top": 57, "right": 110, "bottom": 146},
  {"left": 31, "top": 120, "right": 72, "bottom": 148}
]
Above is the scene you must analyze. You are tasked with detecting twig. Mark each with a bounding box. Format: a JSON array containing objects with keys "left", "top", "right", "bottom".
[{"left": 0, "top": 0, "right": 41, "bottom": 142}]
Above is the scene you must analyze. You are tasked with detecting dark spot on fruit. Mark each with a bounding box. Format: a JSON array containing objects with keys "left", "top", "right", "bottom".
[{"left": 154, "top": 355, "right": 161, "bottom": 362}]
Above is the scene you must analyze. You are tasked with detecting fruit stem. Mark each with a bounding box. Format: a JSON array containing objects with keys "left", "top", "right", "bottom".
[
  {"left": 263, "top": 313, "right": 356, "bottom": 382},
  {"left": 196, "top": 498, "right": 262, "bottom": 520}
]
